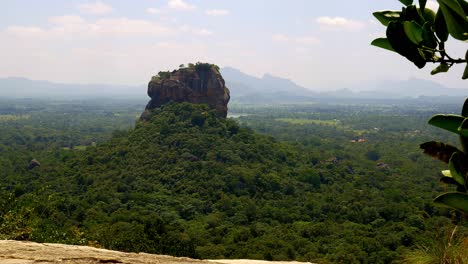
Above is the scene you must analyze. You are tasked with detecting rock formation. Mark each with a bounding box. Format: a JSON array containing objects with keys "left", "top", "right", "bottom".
[
  {"left": 0, "top": 240, "right": 209, "bottom": 264},
  {"left": 0, "top": 240, "right": 316, "bottom": 264},
  {"left": 141, "top": 63, "right": 230, "bottom": 120},
  {"left": 28, "top": 159, "right": 41, "bottom": 170}
]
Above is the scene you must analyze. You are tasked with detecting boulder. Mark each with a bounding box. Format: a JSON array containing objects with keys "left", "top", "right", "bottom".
[
  {"left": 28, "top": 159, "right": 41, "bottom": 170},
  {"left": 142, "top": 63, "right": 230, "bottom": 120}
]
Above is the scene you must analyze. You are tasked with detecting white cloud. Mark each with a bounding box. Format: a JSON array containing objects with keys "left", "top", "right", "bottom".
[
  {"left": 78, "top": 1, "right": 113, "bottom": 15},
  {"left": 49, "top": 15, "right": 86, "bottom": 25},
  {"left": 193, "top": 28, "right": 213, "bottom": 36},
  {"left": 92, "top": 18, "right": 171, "bottom": 36},
  {"left": 296, "top": 36, "right": 320, "bottom": 45},
  {"left": 272, "top": 34, "right": 320, "bottom": 46},
  {"left": 205, "top": 9, "right": 230, "bottom": 16},
  {"left": 316, "top": 16, "right": 365, "bottom": 31},
  {"left": 5, "top": 26, "right": 46, "bottom": 38},
  {"left": 168, "top": 0, "right": 195, "bottom": 10},
  {"left": 5, "top": 16, "right": 172, "bottom": 38},
  {"left": 47, "top": 15, "right": 89, "bottom": 36},
  {"left": 179, "top": 25, "right": 191, "bottom": 32},
  {"left": 146, "top": 8, "right": 161, "bottom": 14},
  {"left": 71, "top": 47, "right": 129, "bottom": 59},
  {"left": 272, "top": 34, "right": 289, "bottom": 42},
  {"left": 426, "top": 1, "right": 439, "bottom": 11},
  {"left": 179, "top": 25, "right": 213, "bottom": 36}
]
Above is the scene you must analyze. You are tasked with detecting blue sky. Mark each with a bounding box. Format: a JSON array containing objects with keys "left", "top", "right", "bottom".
[{"left": 1, "top": 0, "right": 466, "bottom": 90}]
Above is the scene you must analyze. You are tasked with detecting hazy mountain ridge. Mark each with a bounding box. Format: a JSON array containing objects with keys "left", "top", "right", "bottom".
[
  {"left": 1, "top": 69, "right": 467, "bottom": 102},
  {"left": 221, "top": 67, "right": 467, "bottom": 101},
  {"left": 221, "top": 67, "right": 314, "bottom": 96},
  {"left": 0, "top": 77, "right": 146, "bottom": 99},
  {"left": 220, "top": 67, "right": 316, "bottom": 103}
]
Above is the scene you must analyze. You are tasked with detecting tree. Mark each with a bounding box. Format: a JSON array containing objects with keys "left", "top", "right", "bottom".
[
  {"left": 372, "top": 0, "right": 468, "bottom": 214},
  {"left": 420, "top": 101, "right": 468, "bottom": 214},
  {"left": 372, "top": 0, "right": 468, "bottom": 79}
]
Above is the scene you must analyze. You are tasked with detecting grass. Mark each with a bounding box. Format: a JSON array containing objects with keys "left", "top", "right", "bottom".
[
  {"left": 0, "top": 115, "right": 30, "bottom": 121},
  {"left": 276, "top": 118, "right": 339, "bottom": 126},
  {"left": 276, "top": 118, "right": 369, "bottom": 136},
  {"left": 401, "top": 225, "right": 468, "bottom": 264}
]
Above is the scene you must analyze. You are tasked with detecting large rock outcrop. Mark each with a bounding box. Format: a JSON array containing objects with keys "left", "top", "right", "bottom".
[{"left": 142, "top": 63, "right": 230, "bottom": 120}]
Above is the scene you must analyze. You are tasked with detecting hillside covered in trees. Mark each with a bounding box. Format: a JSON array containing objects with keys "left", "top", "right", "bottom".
[{"left": 0, "top": 99, "right": 466, "bottom": 263}]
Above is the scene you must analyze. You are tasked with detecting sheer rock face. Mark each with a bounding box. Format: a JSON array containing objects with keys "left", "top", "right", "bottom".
[{"left": 142, "top": 66, "right": 230, "bottom": 120}]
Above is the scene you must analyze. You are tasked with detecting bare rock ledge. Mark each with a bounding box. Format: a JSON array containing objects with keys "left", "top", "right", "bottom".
[{"left": 0, "top": 241, "right": 316, "bottom": 264}]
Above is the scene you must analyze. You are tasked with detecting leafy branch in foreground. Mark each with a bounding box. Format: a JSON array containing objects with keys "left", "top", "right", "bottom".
[
  {"left": 421, "top": 98, "right": 468, "bottom": 214},
  {"left": 372, "top": 0, "right": 468, "bottom": 79}
]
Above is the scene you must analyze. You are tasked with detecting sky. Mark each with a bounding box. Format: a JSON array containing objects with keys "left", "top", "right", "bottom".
[{"left": 0, "top": 0, "right": 466, "bottom": 90}]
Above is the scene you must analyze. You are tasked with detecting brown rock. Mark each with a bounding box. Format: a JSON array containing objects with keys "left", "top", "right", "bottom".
[
  {"left": 376, "top": 162, "right": 390, "bottom": 170},
  {"left": 0, "top": 241, "right": 317, "bottom": 264},
  {"left": 142, "top": 63, "right": 230, "bottom": 120},
  {"left": 0, "top": 240, "right": 210, "bottom": 264},
  {"left": 27, "top": 159, "right": 41, "bottom": 170}
]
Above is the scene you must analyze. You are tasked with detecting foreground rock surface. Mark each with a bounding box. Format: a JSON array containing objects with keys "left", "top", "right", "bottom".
[
  {"left": 0, "top": 241, "right": 316, "bottom": 264},
  {"left": 0, "top": 240, "right": 207, "bottom": 264},
  {"left": 142, "top": 63, "right": 230, "bottom": 120}
]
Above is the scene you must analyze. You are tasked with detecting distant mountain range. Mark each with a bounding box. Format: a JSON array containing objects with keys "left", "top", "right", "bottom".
[
  {"left": 0, "top": 77, "right": 146, "bottom": 99},
  {"left": 1, "top": 67, "right": 466, "bottom": 102},
  {"left": 332, "top": 78, "right": 468, "bottom": 99},
  {"left": 221, "top": 67, "right": 467, "bottom": 103},
  {"left": 221, "top": 67, "right": 314, "bottom": 96}
]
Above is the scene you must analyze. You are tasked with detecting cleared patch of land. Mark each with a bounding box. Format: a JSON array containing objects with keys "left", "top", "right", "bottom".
[
  {"left": 0, "top": 114, "right": 30, "bottom": 121},
  {"left": 275, "top": 118, "right": 368, "bottom": 136},
  {"left": 275, "top": 118, "right": 338, "bottom": 126}
]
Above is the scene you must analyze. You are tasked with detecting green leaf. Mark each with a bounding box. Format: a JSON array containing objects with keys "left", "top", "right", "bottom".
[
  {"left": 438, "top": 1, "right": 468, "bottom": 40},
  {"left": 422, "top": 22, "right": 438, "bottom": 48},
  {"left": 420, "top": 8, "right": 437, "bottom": 23},
  {"left": 463, "top": 50, "right": 468, "bottom": 80},
  {"left": 373, "top": 11, "right": 401, "bottom": 26},
  {"left": 456, "top": 0, "right": 468, "bottom": 14},
  {"left": 420, "top": 141, "right": 462, "bottom": 163},
  {"left": 371, "top": 38, "right": 396, "bottom": 52},
  {"left": 387, "top": 21, "right": 427, "bottom": 68},
  {"left": 458, "top": 117, "right": 468, "bottom": 137},
  {"left": 435, "top": 9, "right": 449, "bottom": 41},
  {"left": 420, "top": 0, "right": 428, "bottom": 10},
  {"left": 449, "top": 152, "right": 465, "bottom": 185},
  {"left": 404, "top": 21, "right": 424, "bottom": 44},
  {"left": 461, "top": 114, "right": 468, "bottom": 153},
  {"left": 403, "top": 5, "right": 425, "bottom": 24},
  {"left": 438, "top": 0, "right": 466, "bottom": 17},
  {"left": 400, "top": 0, "right": 414, "bottom": 6},
  {"left": 428, "top": 114, "right": 465, "bottom": 134},
  {"left": 462, "top": 97, "right": 468, "bottom": 118},
  {"left": 441, "top": 176, "right": 459, "bottom": 185},
  {"left": 433, "top": 192, "right": 468, "bottom": 213},
  {"left": 463, "top": 64, "right": 468, "bottom": 80},
  {"left": 440, "top": 170, "right": 459, "bottom": 185},
  {"left": 442, "top": 170, "right": 452, "bottom": 177},
  {"left": 431, "top": 63, "right": 450, "bottom": 75}
]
